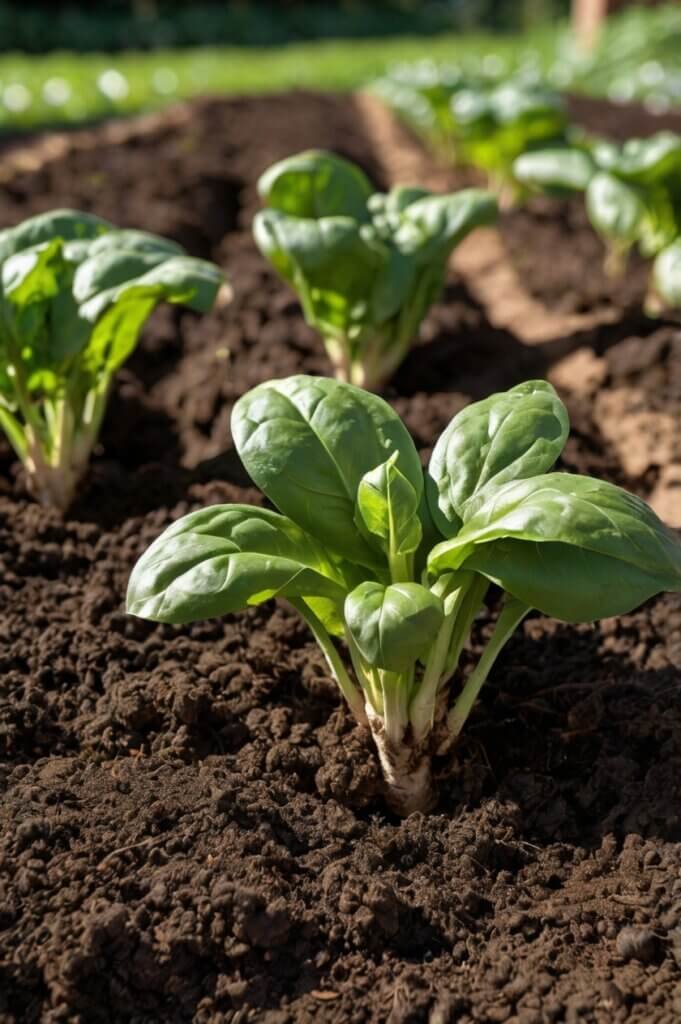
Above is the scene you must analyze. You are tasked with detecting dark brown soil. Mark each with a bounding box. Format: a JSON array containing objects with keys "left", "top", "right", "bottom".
[
  {"left": 499, "top": 195, "right": 654, "bottom": 315},
  {"left": 1, "top": 92, "right": 681, "bottom": 1024}
]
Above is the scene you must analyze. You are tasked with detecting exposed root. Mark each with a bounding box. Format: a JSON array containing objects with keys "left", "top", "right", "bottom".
[
  {"left": 367, "top": 708, "right": 436, "bottom": 816},
  {"left": 27, "top": 461, "right": 79, "bottom": 513}
]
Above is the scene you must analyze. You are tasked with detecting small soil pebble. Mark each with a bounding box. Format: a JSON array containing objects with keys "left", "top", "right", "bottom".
[{"left": 616, "top": 926, "right": 659, "bottom": 963}]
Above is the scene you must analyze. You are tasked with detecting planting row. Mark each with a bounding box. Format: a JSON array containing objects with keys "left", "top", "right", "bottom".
[
  {"left": 3, "top": 91, "right": 681, "bottom": 1024},
  {"left": 2, "top": 144, "right": 681, "bottom": 814},
  {"left": 374, "top": 65, "right": 681, "bottom": 309}
]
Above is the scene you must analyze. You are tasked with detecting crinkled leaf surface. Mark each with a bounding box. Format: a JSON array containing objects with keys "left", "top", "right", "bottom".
[
  {"left": 344, "top": 581, "right": 444, "bottom": 672},
  {"left": 372, "top": 186, "right": 431, "bottom": 217},
  {"left": 232, "top": 375, "right": 422, "bottom": 569},
  {"left": 394, "top": 189, "right": 497, "bottom": 260},
  {"left": 127, "top": 505, "right": 346, "bottom": 624},
  {"left": 426, "top": 381, "right": 569, "bottom": 537},
  {"left": 0, "top": 219, "right": 224, "bottom": 381}
]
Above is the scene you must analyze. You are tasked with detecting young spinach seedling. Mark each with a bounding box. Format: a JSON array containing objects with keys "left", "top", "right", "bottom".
[
  {"left": 253, "top": 150, "right": 497, "bottom": 388},
  {"left": 0, "top": 209, "right": 226, "bottom": 510},
  {"left": 127, "top": 376, "right": 681, "bottom": 815}
]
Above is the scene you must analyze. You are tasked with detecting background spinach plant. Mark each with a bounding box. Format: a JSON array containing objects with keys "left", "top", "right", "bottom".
[
  {"left": 514, "top": 131, "right": 681, "bottom": 303},
  {"left": 253, "top": 150, "right": 497, "bottom": 388},
  {"left": 127, "top": 375, "right": 681, "bottom": 815},
  {"left": 450, "top": 80, "right": 567, "bottom": 203},
  {"left": 373, "top": 68, "right": 568, "bottom": 204},
  {"left": 0, "top": 209, "right": 225, "bottom": 511}
]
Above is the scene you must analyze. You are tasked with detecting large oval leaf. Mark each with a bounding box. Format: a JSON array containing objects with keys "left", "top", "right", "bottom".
[
  {"left": 428, "top": 473, "right": 681, "bottom": 621},
  {"left": 80, "top": 255, "right": 224, "bottom": 373},
  {"left": 85, "top": 229, "right": 183, "bottom": 258},
  {"left": 257, "top": 150, "right": 373, "bottom": 222},
  {"left": 394, "top": 188, "right": 498, "bottom": 260},
  {"left": 253, "top": 209, "right": 383, "bottom": 335},
  {"left": 426, "top": 380, "right": 569, "bottom": 537},
  {"left": 73, "top": 250, "right": 170, "bottom": 304},
  {"left": 0, "top": 209, "right": 111, "bottom": 262},
  {"left": 344, "top": 581, "right": 444, "bottom": 672},
  {"left": 232, "top": 376, "right": 423, "bottom": 569},
  {"left": 654, "top": 240, "right": 681, "bottom": 307},
  {"left": 79, "top": 255, "right": 224, "bottom": 322},
  {"left": 466, "top": 540, "right": 676, "bottom": 622},
  {"left": 355, "top": 452, "right": 422, "bottom": 558},
  {"left": 513, "top": 148, "right": 596, "bottom": 192},
  {"left": 586, "top": 172, "right": 645, "bottom": 244},
  {"left": 612, "top": 133, "right": 681, "bottom": 186},
  {"left": 127, "top": 505, "right": 346, "bottom": 624}
]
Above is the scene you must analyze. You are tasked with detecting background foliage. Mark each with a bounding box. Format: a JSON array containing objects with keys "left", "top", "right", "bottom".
[{"left": 0, "top": 1, "right": 570, "bottom": 52}]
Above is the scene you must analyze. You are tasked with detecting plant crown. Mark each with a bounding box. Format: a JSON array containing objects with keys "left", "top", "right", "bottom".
[
  {"left": 253, "top": 150, "right": 497, "bottom": 388},
  {"left": 127, "top": 375, "right": 681, "bottom": 814},
  {"left": 0, "top": 209, "right": 225, "bottom": 510}
]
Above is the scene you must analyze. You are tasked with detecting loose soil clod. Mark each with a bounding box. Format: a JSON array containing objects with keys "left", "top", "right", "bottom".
[{"left": 1, "top": 91, "right": 681, "bottom": 1023}]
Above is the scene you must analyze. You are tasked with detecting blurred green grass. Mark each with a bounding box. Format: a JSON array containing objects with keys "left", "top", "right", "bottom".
[{"left": 0, "top": 31, "right": 557, "bottom": 131}]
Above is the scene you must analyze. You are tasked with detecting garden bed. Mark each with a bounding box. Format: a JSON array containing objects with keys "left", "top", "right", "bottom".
[{"left": 1, "top": 90, "right": 681, "bottom": 1024}]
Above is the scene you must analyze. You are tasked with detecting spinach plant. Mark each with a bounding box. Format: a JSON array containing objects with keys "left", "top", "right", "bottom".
[
  {"left": 127, "top": 375, "right": 681, "bottom": 815},
  {"left": 374, "top": 68, "right": 567, "bottom": 203},
  {"left": 451, "top": 80, "right": 568, "bottom": 203},
  {"left": 514, "top": 132, "right": 681, "bottom": 280},
  {"left": 371, "top": 62, "right": 475, "bottom": 164},
  {"left": 253, "top": 150, "right": 496, "bottom": 388},
  {"left": 0, "top": 209, "right": 225, "bottom": 510}
]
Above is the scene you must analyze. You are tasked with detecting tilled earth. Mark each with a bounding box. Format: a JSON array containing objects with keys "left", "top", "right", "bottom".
[{"left": 1, "top": 92, "right": 681, "bottom": 1024}]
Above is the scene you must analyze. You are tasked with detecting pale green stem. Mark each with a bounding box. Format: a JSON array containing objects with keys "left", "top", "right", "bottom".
[
  {"left": 325, "top": 336, "right": 353, "bottom": 384},
  {"left": 344, "top": 628, "right": 383, "bottom": 716},
  {"left": 381, "top": 669, "right": 411, "bottom": 746},
  {"left": 388, "top": 551, "right": 412, "bottom": 585},
  {"left": 290, "top": 600, "right": 368, "bottom": 726},
  {"left": 0, "top": 404, "right": 28, "bottom": 461},
  {"left": 604, "top": 241, "right": 630, "bottom": 279},
  {"left": 72, "top": 380, "right": 110, "bottom": 472},
  {"left": 52, "top": 396, "right": 74, "bottom": 469},
  {"left": 7, "top": 359, "right": 47, "bottom": 459},
  {"left": 447, "top": 596, "right": 529, "bottom": 741},
  {"left": 442, "top": 573, "right": 490, "bottom": 682},
  {"left": 409, "top": 574, "right": 475, "bottom": 743}
]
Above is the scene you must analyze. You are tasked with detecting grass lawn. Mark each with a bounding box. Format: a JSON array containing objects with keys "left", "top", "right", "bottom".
[{"left": 0, "top": 28, "right": 558, "bottom": 131}]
